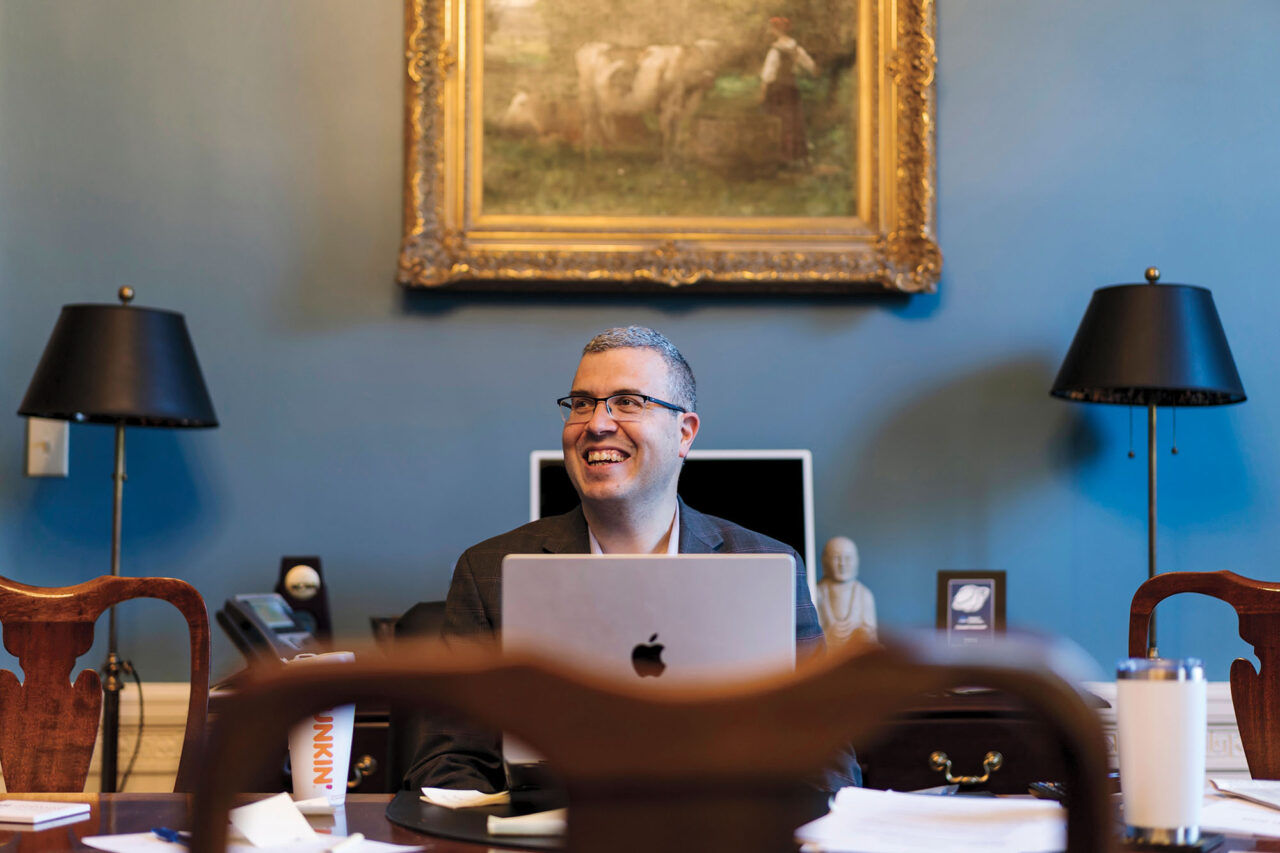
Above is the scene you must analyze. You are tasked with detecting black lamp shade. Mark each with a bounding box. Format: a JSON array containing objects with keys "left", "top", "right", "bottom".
[
  {"left": 18, "top": 303, "right": 218, "bottom": 427},
  {"left": 1051, "top": 283, "right": 1245, "bottom": 407}
]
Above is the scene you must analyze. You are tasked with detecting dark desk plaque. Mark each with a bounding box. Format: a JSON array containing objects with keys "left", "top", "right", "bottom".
[{"left": 936, "top": 571, "right": 1006, "bottom": 646}]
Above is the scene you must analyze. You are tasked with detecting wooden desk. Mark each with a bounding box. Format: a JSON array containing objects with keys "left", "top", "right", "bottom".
[
  {"left": 6, "top": 793, "right": 1280, "bottom": 852},
  {"left": 0, "top": 794, "right": 505, "bottom": 853}
]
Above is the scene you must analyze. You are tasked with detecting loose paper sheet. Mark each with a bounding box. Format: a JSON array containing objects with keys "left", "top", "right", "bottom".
[
  {"left": 81, "top": 793, "right": 423, "bottom": 853},
  {"left": 1210, "top": 778, "right": 1280, "bottom": 812},
  {"left": 80, "top": 833, "right": 422, "bottom": 853},
  {"left": 230, "top": 793, "right": 316, "bottom": 847},
  {"left": 418, "top": 788, "right": 510, "bottom": 808},
  {"left": 794, "top": 787, "right": 1065, "bottom": 853},
  {"left": 1201, "top": 793, "right": 1280, "bottom": 838},
  {"left": 486, "top": 808, "right": 567, "bottom": 837}
]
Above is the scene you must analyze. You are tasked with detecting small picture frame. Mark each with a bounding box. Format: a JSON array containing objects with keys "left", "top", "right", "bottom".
[{"left": 936, "top": 571, "right": 1006, "bottom": 645}]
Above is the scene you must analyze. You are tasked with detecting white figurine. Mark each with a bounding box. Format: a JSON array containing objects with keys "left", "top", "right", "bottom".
[{"left": 815, "top": 536, "right": 877, "bottom": 645}]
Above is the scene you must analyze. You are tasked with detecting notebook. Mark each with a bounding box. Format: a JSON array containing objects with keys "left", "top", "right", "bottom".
[{"left": 500, "top": 553, "right": 797, "bottom": 768}]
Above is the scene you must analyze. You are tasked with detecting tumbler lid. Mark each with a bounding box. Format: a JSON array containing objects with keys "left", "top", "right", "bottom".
[{"left": 1117, "top": 657, "right": 1204, "bottom": 681}]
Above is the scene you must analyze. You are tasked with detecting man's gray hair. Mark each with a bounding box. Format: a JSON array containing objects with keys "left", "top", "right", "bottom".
[{"left": 582, "top": 326, "right": 697, "bottom": 412}]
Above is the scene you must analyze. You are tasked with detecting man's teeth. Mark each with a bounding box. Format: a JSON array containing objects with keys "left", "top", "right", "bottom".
[{"left": 587, "top": 450, "right": 626, "bottom": 464}]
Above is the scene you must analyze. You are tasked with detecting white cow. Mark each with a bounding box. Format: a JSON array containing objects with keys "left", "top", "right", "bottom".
[{"left": 575, "top": 39, "right": 721, "bottom": 164}]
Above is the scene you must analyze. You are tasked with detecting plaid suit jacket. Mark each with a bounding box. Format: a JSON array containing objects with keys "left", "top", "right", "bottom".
[{"left": 405, "top": 499, "right": 835, "bottom": 792}]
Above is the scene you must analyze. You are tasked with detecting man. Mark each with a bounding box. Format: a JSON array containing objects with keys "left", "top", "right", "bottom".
[
  {"left": 759, "top": 16, "right": 817, "bottom": 166},
  {"left": 405, "top": 326, "right": 840, "bottom": 791}
]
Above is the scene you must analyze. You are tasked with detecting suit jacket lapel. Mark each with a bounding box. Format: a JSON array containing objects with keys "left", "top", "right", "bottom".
[
  {"left": 540, "top": 505, "right": 591, "bottom": 554},
  {"left": 677, "top": 499, "right": 724, "bottom": 554}
]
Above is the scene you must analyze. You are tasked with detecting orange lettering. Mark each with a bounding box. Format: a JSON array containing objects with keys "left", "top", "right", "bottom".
[
  {"left": 314, "top": 767, "right": 333, "bottom": 785},
  {"left": 313, "top": 722, "right": 334, "bottom": 741}
]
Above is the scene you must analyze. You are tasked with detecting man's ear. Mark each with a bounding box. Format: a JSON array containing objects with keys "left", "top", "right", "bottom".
[{"left": 678, "top": 412, "right": 700, "bottom": 458}]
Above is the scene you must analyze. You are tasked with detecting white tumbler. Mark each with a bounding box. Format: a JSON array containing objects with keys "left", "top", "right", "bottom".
[
  {"left": 285, "top": 651, "right": 356, "bottom": 806},
  {"left": 1115, "top": 657, "right": 1206, "bottom": 845}
]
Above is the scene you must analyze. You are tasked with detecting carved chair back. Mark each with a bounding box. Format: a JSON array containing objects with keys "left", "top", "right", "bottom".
[
  {"left": 0, "top": 575, "right": 210, "bottom": 792},
  {"left": 192, "top": 641, "right": 1113, "bottom": 853},
  {"left": 1130, "top": 569, "right": 1280, "bottom": 779}
]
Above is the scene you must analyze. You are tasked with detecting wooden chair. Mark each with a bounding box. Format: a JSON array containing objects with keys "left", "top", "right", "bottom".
[
  {"left": 191, "top": 639, "right": 1114, "bottom": 853},
  {"left": 1130, "top": 569, "right": 1280, "bottom": 779},
  {"left": 0, "top": 575, "right": 210, "bottom": 792}
]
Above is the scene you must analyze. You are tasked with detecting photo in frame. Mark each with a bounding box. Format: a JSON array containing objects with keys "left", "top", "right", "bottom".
[
  {"left": 399, "top": 0, "right": 939, "bottom": 293},
  {"left": 936, "top": 571, "right": 1006, "bottom": 646}
]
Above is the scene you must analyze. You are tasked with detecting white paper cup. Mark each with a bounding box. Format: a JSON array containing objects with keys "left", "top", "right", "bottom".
[
  {"left": 285, "top": 651, "right": 356, "bottom": 806},
  {"left": 1116, "top": 657, "right": 1206, "bottom": 845}
]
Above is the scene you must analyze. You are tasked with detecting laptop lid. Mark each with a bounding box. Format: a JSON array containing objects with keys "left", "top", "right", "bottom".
[
  {"left": 501, "top": 553, "right": 796, "bottom": 685},
  {"left": 501, "top": 553, "right": 796, "bottom": 768}
]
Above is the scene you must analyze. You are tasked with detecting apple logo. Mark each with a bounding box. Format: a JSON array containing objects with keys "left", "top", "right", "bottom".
[{"left": 631, "top": 633, "right": 666, "bottom": 678}]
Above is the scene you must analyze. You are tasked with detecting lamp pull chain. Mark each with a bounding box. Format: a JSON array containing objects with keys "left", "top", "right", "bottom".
[
  {"left": 1171, "top": 406, "right": 1179, "bottom": 455},
  {"left": 1128, "top": 406, "right": 1135, "bottom": 458}
]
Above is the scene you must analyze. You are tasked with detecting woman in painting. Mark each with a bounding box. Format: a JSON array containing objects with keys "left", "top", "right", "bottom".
[{"left": 759, "top": 16, "right": 818, "bottom": 167}]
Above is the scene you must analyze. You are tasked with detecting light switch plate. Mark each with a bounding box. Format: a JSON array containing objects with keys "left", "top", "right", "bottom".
[{"left": 26, "top": 417, "right": 69, "bottom": 477}]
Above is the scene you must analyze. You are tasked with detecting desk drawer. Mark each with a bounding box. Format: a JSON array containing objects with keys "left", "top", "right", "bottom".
[{"left": 859, "top": 717, "right": 1067, "bottom": 794}]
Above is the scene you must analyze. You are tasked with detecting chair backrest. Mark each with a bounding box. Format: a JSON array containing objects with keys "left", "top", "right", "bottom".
[
  {"left": 1130, "top": 569, "right": 1280, "bottom": 779},
  {"left": 0, "top": 575, "right": 210, "bottom": 792},
  {"left": 191, "top": 640, "right": 1114, "bottom": 853}
]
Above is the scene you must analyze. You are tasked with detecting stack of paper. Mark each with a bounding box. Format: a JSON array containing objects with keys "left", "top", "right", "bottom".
[
  {"left": 0, "top": 800, "right": 91, "bottom": 826},
  {"left": 795, "top": 788, "right": 1065, "bottom": 853},
  {"left": 1201, "top": 778, "right": 1280, "bottom": 838}
]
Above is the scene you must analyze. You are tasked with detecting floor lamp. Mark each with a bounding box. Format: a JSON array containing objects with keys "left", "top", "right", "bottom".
[
  {"left": 17, "top": 287, "right": 218, "bottom": 793},
  {"left": 1050, "top": 267, "right": 1245, "bottom": 656}
]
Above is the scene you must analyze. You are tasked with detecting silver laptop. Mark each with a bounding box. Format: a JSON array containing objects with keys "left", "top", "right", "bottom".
[{"left": 501, "top": 553, "right": 796, "bottom": 767}]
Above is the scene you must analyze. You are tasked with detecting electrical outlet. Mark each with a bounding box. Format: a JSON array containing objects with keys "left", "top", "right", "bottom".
[{"left": 26, "top": 417, "right": 69, "bottom": 477}]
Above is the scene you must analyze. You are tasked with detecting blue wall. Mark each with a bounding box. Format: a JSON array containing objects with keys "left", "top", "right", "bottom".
[{"left": 2, "top": 0, "right": 1276, "bottom": 684}]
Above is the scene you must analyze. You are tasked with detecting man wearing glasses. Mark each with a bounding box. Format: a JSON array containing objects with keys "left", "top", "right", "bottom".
[{"left": 407, "top": 326, "right": 833, "bottom": 791}]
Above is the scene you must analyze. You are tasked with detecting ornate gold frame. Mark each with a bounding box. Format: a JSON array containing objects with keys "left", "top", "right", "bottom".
[{"left": 399, "top": 0, "right": 939, "bottom": 294}]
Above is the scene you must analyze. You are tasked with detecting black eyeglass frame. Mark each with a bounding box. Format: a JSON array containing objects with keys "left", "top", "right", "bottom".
[{"left": 557, "top": 393, "right": 687, "bottom": 423}]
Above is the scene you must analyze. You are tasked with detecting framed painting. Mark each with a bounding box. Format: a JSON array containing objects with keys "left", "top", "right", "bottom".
[
  {"left": 936, "top": 571, "right": 1007, "bottom": 646},
  {"left": 399, "top": 0, "right": 938, "bottom": 294}
]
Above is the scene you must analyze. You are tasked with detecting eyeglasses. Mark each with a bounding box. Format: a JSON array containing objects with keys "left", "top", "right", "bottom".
[{"left": 557, "top": 393, "right": 687, "bottom": 423}]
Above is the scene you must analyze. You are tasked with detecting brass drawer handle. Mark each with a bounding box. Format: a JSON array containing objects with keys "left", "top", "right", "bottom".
[
  {"left": 348, "top": 754, "right": 378, "bottom": 789},
  {"left": 928, "top": 750, "right": 1003, "bottom": 785}
]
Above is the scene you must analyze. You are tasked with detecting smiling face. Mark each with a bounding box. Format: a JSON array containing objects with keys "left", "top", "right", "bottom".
[{"left": 562, "top": 347, "right": 700, "bottom": 519}]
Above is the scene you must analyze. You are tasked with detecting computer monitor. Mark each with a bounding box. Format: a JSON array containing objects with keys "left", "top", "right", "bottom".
[{"left": 529, "top": 449, "right": 816, "bottom": 598}]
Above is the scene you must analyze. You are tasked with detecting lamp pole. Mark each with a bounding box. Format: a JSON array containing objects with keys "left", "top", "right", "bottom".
[
  {"left": 1144, "top": 267, "right": 1160, "bottom": 657},
  {"left": 1146, "top": 400, "right": 1158, "bottom": 656},
  {"left": 100, "top": 286, "right": 135, "bottom": 793},
  {"left": 100, "top": 422, "right": 128, "bottom": 792}
]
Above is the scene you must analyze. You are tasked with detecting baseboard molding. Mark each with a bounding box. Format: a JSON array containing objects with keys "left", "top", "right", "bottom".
[{"left": 1084, "top": 681, "right": 1250, "bottom": 777}]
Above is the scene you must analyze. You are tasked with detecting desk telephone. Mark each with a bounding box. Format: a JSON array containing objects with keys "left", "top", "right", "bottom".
[{"left": 217, "top": 592, "right": 322, "bottom": 662}]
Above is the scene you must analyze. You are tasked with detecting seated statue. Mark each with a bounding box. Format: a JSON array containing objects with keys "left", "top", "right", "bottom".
[{"left": 815, "top": 536, "right": 877, "bottom": 645}]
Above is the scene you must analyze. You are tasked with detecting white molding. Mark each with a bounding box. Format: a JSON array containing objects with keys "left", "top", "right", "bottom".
[{"left": 1084, "top": 681, "right": 1250, "bottom": 778}]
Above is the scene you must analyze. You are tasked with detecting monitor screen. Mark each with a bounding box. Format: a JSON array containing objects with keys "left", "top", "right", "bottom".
[
  {"left": 241, "top": 594, "right": 296, "bottom": 631},
  {"left": 529, "top": 449, "right": 815, "bottom": 597}
]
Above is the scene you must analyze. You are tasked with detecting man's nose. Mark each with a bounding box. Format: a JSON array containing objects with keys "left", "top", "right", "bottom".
[{"left": 584, "top": 399, "right": 618, "bottom": 432}]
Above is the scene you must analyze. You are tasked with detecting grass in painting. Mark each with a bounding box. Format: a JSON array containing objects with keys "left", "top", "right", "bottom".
[{"left": 482, "top": 136, "right": 849, "bottom": 218}]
